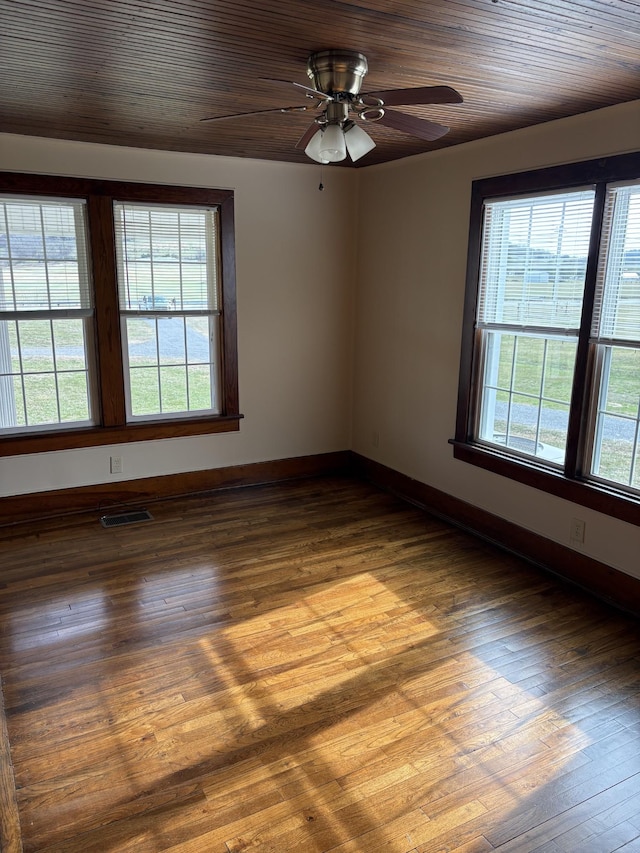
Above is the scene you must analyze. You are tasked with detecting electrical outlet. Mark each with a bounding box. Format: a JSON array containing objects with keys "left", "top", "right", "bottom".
[
  {"left": 110, "top": 455, "right": 123, "bottom": 475},
  {"left": 570, "top": 517, "right": 585, "bottom": 544}
]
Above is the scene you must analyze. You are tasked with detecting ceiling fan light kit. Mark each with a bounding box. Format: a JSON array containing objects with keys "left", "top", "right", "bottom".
[
  {"left": 318, "top": 124, "right": 346, "bottom": 162},
  {"left": 344, "top": 123, "right": 377, "bottom": 160},
  {"left": 304, "top": 130, "right": 329, "bottom": 163},
  {"left": 304, "top": 122, "right": 375, "bottom": 164},
  {"left": 201, "top": 49, "right": 463, "bottom": 166}
]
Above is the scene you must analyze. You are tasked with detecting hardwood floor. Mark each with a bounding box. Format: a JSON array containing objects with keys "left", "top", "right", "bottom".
[{"left": 0, "top": 476, "right": 639, "bottom": 853}]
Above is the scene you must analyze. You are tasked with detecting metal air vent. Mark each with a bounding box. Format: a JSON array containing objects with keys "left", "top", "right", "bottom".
[{"left": 100, "top": 510, "right": 154, "bottom": 528}]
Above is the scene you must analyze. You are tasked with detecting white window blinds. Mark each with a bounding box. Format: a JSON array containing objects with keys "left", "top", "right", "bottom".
[
  {"left": 0, "top": 197, "right": 92, "bottom": 313},
  {"left": 478, "top": 189, "right": 595, "bottom": 332},
  {"left": 113, "top": 202, "right": 220, "bottom": 312},
  {"left": 592, "top": 182, "right": 640, "bottom": 346}
]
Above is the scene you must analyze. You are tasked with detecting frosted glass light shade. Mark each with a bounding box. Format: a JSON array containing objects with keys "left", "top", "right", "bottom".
[
  {"left": 304, "top": 130, "right": 329, "bottom": 163},
  {"left": 344, "top": 123, "right": 376, "bottom": 161},
  {"left": 319, "top": 124, "right": 347, "bottom": 162}
]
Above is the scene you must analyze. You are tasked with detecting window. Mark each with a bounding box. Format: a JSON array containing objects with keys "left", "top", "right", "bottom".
[
  {"left": 0, "top": 174, "right": 240, "bottom": 456},
  {"left": 475, "top": 189, "right": 593, "bottom": 465},
  {"left": 453, "top": 152, "right": 640, "bottom": 524},
  {"left": 590, "top": 183, "right": 640, "bottom": 490},
  {"left": 114, "top": 203, "right": 222, "bottom": 421},
  {"left": 0, "top": 196, "right": 95, "bottom": 433}
]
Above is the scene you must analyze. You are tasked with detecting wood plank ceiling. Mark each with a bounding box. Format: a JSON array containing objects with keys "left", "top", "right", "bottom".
[{"left": 1, "top": 0, "right": 639, "bottom": 168}]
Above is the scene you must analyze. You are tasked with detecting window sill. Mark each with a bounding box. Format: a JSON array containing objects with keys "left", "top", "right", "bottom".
[
  {"left": 449, "top": 439, "right": 640, "bottom": 527},
  {"left": 0, "top": 415, "right": 243, "bottom": 457}
]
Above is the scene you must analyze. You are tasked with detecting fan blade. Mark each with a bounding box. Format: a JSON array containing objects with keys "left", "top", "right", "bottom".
[
  {"left": 260, "top": 78, "right": 333, "bottom": 102},
  {"left": 296, "top": 121, "right": 320, "bottom": 150},
  {"left": 363, "top": 85, "right": 463, "bottom": 106},
  {"left": 200, "top": 105, "right": 309, "bottom": 123},
  {"left": 376, "top": 108, "right": 450, "bottom": 141}
]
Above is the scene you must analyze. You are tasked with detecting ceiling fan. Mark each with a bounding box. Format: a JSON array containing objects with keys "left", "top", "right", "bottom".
[{"left": 200, "top": 49, "right": 463, "bottom": 164}]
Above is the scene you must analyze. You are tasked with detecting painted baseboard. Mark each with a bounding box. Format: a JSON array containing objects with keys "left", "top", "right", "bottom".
[
  {"left": 351, "top": 452, "right": 640, "bottom": 618},
  {"left": 0, "top": 451, "right": 353, "bottom": 526}
]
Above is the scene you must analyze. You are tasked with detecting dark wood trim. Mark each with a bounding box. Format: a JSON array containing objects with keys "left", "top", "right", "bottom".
[
  {"left": 4, "top": 446, "right": 637, "bottom": 614},
  {"left": 451, "top": 440, "right": 640, "bottom": 527},
  {"left": 351, "top": 452, "right": 640, "bottom": 617},
  {"left": 454, "top": 150, "right": 640, "bottom": 527},
  {"left": 0, "top": 172, "right": 234, "bottom": 205},
  {"left": 564, "top": 181, "right": 607, "bottom": 478},
  {"left": 219, "top": 195, "right": 240, "bottom": 416},
  {"left": 454, "top": 179, "right": 484, "bottom": 443},
  {"left": 0, "top": 415, "right": 243, "bottom": 457},
  {"left": 0, "top": 172, "right": 241, "bottom": 457},
  {"left": 87, "top": 193, "right": 126, "bottom": 427},
  {"left": 0, "top": 451, "right": 353, "bottom": 526},
  {"left": 470, "top": 152, "right": 640, "bottom": 199}
]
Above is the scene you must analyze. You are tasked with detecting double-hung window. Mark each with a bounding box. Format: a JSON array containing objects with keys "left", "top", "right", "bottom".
[
  {"left": 0, "top": 196, "right": 95, "bottom": 433},
  {"left": 590, "top": 182, "right": 640, "bottom": 490},
  {"left": 114, "top": 203, "right": 222, "bottom": 421},
  {"left": 453, "top": 152, "right": 640, "bottom": 523},
  {"left": 0, "top": 174, "right": 240, "bottom": 456}
]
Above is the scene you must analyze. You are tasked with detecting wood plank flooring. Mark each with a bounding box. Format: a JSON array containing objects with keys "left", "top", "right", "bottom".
[{"left": 0, "top": 476, "right": 639, "bottom": 852}]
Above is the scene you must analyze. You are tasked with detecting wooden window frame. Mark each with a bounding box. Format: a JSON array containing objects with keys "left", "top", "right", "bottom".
[
  {"left": 451, "top": 151, "right": 640, "bottom": 527},
  {"left": 0, "top": 173, "right": 241, "bottom": 457}
]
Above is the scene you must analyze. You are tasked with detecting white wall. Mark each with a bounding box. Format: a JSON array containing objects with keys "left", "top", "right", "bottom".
[
  {"left": 353, "top": 101, "right": 640, "bottom": 579},
  {"left": 0, "top": 135, "right": 357, "bottom": 496},
  {"left": 2, "top": 104, "right": 640, "bottom": 581}
]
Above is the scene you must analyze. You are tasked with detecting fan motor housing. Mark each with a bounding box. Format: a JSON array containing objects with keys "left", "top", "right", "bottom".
[{"left": 307, "top": 50, "right": 368, "bottom": 96}]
